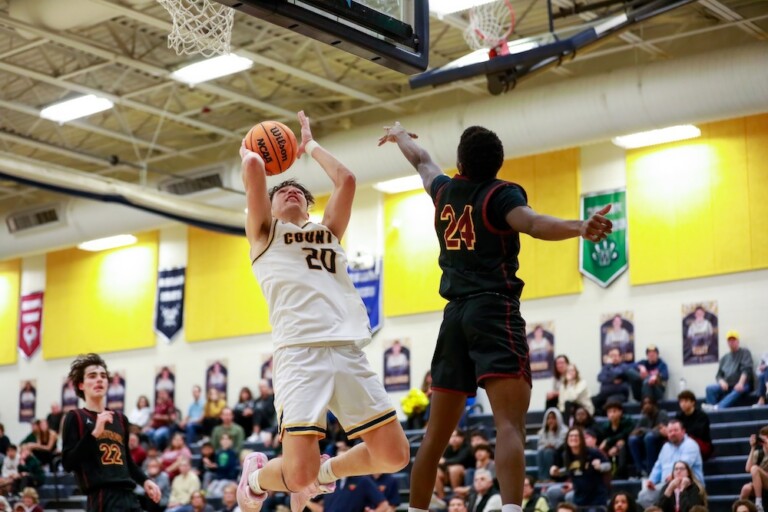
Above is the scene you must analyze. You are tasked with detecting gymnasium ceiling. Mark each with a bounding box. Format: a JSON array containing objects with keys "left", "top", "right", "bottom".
[{"left": 0, "top": 0, "right": 766, "bottom": 217}]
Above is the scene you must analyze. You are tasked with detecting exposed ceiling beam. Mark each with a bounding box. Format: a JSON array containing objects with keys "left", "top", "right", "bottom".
[
  {"left": 697, "top": 0, "right": 768, "bottom": 39},
  {"left": 0, "top": 131, "right": 119, "bottom": 167}
]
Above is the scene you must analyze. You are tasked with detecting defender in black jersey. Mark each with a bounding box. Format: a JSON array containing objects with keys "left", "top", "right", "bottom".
[
  {"left": 61, "top": 353, "right": 161, "bottom": 512},
  {"left": 380, "top": 123, "right": 612, "bottom": 512}
]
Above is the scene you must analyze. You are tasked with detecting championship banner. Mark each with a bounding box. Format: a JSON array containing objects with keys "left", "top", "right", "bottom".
[
  {"left": 527, "top": 322, "right": 555, "bottom": 380},
  {"left": 580, "top": 189, "right": 628, "bottom": 287},
  {"left": 348, "top": 259, "right": 383, "bottom": 334},
  {"left": 383, "top": 339, "right": 411, "bottom": 392},
  {"left": 18, "top": 291, "right": 43, "bottom": 359},
  {"left": 155, "top": 267, "right": 185, "bottom": 342}
]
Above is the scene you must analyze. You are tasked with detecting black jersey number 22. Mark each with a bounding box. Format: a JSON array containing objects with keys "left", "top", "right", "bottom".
[{"left": 440, "top": 205, "right": 476, "bottom": 250}]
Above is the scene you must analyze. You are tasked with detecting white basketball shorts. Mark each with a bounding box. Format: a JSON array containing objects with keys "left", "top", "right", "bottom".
[{"left": 273, "top": 343, "right": 397, "bottom": 439}]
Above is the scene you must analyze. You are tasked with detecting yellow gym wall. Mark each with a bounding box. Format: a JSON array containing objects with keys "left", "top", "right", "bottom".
[
  {"left": 0, "top": 258, "right": 20, "bottom": 365},
  {"left": 42, "top": 232, "right": 159, "bottom": 359},
  {"left": 383, "top": 148, "right": 582, "bottom": 317},
  {"left": 627, "top": 114, "right": 768, "bottom": 285}
]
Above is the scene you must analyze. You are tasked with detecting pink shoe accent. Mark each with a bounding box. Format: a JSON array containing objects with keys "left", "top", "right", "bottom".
[{"left": 237, "top": 452, "right": 268, "bottom": 512}]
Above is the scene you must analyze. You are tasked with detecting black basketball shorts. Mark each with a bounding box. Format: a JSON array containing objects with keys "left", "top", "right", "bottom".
[
  {"left": 431, "top": 293, "right": 531, "bottom": 395},
  {"left": 87, "top": 488, "right": 143, "bottom": 512}
]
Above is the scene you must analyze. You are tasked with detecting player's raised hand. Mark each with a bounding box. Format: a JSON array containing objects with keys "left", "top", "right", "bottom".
[
  {"left": 581, "top": 204, "right": 613, "bottom": 243},
  {"left": 145, "top": 479, "right": 162, "bottom": 503},
  {"left": 91, "top": 410, "right": 114, "bottom": 438},
  {"left": 378, "top": 122, "right": 418, "bottom": 146},
  {"left": 296, "top": 110, "right": 314, "bottom": 158}
]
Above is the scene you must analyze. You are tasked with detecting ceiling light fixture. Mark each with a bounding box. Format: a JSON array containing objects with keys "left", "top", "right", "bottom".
[
  {"left": 40, "top": 95, "right": 114, "bottom": 123},
  {"left": 429, "top": 0, "right": 495, "bottom": 16},
  {"left": 373, "top": 175, "right": 424, "bottom": 194},
  {"left": 611, "top": 125, "right": 702, "bottom": 149},
  {"left": 171, "top": 54, "right": 254, "bottom": 85},
  {"left": 77, "top": 234, "right": 138, "bottom": 252}
]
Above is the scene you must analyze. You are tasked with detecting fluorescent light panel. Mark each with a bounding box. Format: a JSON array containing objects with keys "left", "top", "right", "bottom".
[
  {"left": 612, "top": 125, "right": 701, "bottom": 149},
  {"left": 40, "top": 95, "right": 113, "bottom": 123},
  {"left": 77, "top": 234, "right": 138, "bottom": 252},
  {"left": 430, "top": 0, "right": 495, "bottom": 15},
  {"left": 373, "top": 175, "right": 424, "bottom": 194},
  {"left": 171, "top": 54, "right": 254, "bottom": 85}
]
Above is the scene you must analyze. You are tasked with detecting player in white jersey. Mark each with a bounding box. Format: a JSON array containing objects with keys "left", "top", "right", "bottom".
[{"left": 237, "top": 111, "right": 410, "bottom": 512}]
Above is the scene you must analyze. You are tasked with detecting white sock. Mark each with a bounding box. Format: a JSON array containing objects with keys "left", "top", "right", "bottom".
[
  {"left": 502, "top": 505, "right": 523, "bottom": 512},
  {"left": 409, "top": 508, "right": 429, "bottom": 512},
  {"left": 248, "top": 469, "right": 265, "bottom": 495},
  {"left": 756, "top": 497, "right": 763, "bottom": 506},
  {"left": 317, "top": 458, "right": 339, "bottom": 485}
]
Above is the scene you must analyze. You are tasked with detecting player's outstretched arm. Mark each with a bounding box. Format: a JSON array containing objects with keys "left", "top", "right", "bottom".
[
  {"left": 378, "top": 122, "right": 442, "bottom": 193},
  {"left": 241, "top": 141, "right": 272, "bottom": 250},
  {"left": 297, "top": 110, "right": 356, "bottom": 240},
  {"left": 506, "top": 204, "right": 613, "bottom": 242}
]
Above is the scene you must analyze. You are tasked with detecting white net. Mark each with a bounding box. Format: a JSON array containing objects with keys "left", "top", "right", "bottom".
[
  {"left": 463, "top": 0, "right": 515, "bottom": 52},
  {"left": 157, "top": 0, "right": 235, "bottom": 57}
]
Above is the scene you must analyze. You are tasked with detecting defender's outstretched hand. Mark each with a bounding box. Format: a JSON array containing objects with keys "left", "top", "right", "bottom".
[
  {"left": 378, "top": 122, "right": 418, "bottom": 146},
  {"left": 581, "top": 204, "right": 613, "bottom": 243},
  {"left": 297, "top": 110, "right": 313, "bottom": 158}
]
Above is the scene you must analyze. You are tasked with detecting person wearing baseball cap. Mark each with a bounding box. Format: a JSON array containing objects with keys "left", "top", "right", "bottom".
[
  {"left": 703, "top": 330, "right": 754, "bottom": 411},
  {"left": 632, "top": 345, "right": 669, "bottom": 403}
]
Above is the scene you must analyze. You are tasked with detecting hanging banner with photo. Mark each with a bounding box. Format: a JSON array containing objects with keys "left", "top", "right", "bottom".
[
  {"left": 18, "top": 291, "right": 44, "bottom": 359},
  {"left": 580, "top": 189, "right": 628, "bottom": 287},
  {"left": 383, "top": 338, "right": 411, "bottom": 392},
  {"left": 682, "top": 301, "right": 719, "bottom": 365},
  {"left": 19, "top": 380, "right": 36, "bottom": 423},
  {"left": 62, "top": 378, "right": 79, "bottom": 413},
  {"left": 107, "top": 371, "right": 126, "bottom": 412},
  {"left": 155, "top": 365, "right": 176, "bottom": 403},
  {"left": 155, "top": 267, "right": 186, "bottom": 343},
  {"left": 348, "top": 258, "right": 382, "bottom": 334},
  {"left": 600, "top": 312, "right": 636, "bottom": 363},
  {"left": 527, "top": 322, "right": 556, "bottom": 379},
  {"left": 261, "top": 354, "right": 273, "bottom": 388},
  {"left": 206, "top": 360, "right": 228, "bottom": 400}
]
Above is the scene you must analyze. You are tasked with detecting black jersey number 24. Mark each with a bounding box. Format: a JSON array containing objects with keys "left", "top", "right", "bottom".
[
  {"left": 302, "top": 247, "right": 337, "bottom": 273},
  {"left": 440, "top": 205, "right": 476, "bottom": 250}
]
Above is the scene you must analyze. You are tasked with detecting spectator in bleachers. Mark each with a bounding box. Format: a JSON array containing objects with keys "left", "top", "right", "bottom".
[
  {"left": 448, "top": 496, "right": 468, "bottom": 512},
  {"left": 609, "top": 491, "right": 643, "bottom": 512},
  {"left": 548, "top": 427, "right": 611, "bottom": 509},
  {"left": 470, "top": 429, "right": 490, "bottom": 448},
  {"left": 24, "top": 419, "right": 58, "bottom": 471},
  {"left": 597, "top": 401, "right": 633, "bottom": 479},
  {"left": 537, "top": 408, "right": 568, "bottom": 481},
  {"left": 17, "top": 487, "right": 43, "bottom": 512},
  {"left": 0, "top": 444, "right": 19, "bottom": 495},
  {"left": 572, "top": 405, "right": 595, "bottom": 431},
  {"left": 453, "top": 443, "right": 498, "bottom": 497},
  {"left": 675, "top": 391, "right": 714, "bottom": 461},
  {"left": 167, "top": 458, "right": 200, "bottom": 512},
  {"left": 733, "top": 499, "right": 759, "bottom": 512},
  {"left": 0, "top": 424, "right": 9, "bottom": 457},
  {"left": 593, "top": 348, "right": 634, "bottom": 412},
  {"left": 401, "top": 387, "right": 430, "bottom": 430},
  {"left": 644, "top": 507, "right": 663, "bottom": 512},
  {"left": 184, "top": 490, "right": 215, "bottom": 512},
  {"left": 372, "top": 473, "right": 401, "bottom": 512},
  {"left": 703, "top": 330, "right": 754, "bottom": 411},
  {"left": 556, "top": 504, "right": 578, "bottom": 512},
  {"left": 637, "top": 419, "right": 704, "bottom": 508},
  {"left": 467, "top": 469, "right": 502, "bottom": 512},
  {"left": 232, "top": 387, "right": 256, "bottom": 436},
  {"left": 546, "top": 355, "right": 570, "bottom": 410},
  {"left": 313, "top": 474, "right": 388, "bottom": 512},
  {"left": 146, "top": 390, "right": 176, "bottom": 450},
  {"left": 217, "top": 482, "right": 240, "bottom": 512},
  {"left": 0, "top": 495, "right": 8, "bottom": 511},
  {"left": 584, "top": 428, "right": 600, "bottom": 449},
  {"left": 14, "top": 445, "right": 44, "bottom": 493},
  {"left": 129, "top": 432, "right": 147, "bottom": 466},
  {"left": 251, "top": 380, "right": 276, "bottom": 434},
  {"left": 129, "top": 395, "right": 153, "bottom": 430},
  {"left": 161, "top": 433, "right": 193, "bottom": 481},
  {"left": 756, "top": 353, "right": 768, "bottom": 408},
  {"left": 196, "top": 442, "right": 216, "bottom": 488},
  {"left": 45, "top": 404, "right": 63, "bottom": 435},
  {"left": 632, "top": 346, "right": 669, "bottom": 403},
  {"left": 435, "top": 429, "right": 474, "bottom": 499},
  {"left": 558, "top": 364, "right": 594, "bottom": 424},
  {"left": 655, "top": 461, "right": 707, "bottom": 512},
  {"left": 137, "top": 457, "right": 171, "bottom": 512},
  {"left": 206, "top": 433, "right": 239, "bottom": 498},
  {"left": 211, "top": 408, "right": 245, "bottom": 453},
  {"left": 522, "top": 475, "right": 549, "bottom": 512},
  {"left": 201, "top": 389, "right": 226, "bottom": 437},
  {"left": 179, "top": 385, "right": 205, "bottom": 447},
  {"left": 629, "top": 397, "right": 669, "bottom": 478},
  {"left": 739, "top": 426, "right": 768, "bottom": 512}
]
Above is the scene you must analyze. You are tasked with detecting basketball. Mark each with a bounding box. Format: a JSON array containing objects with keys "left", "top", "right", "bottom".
[{"left": 245, "top": 121, "right": 298, "bottom": 176}]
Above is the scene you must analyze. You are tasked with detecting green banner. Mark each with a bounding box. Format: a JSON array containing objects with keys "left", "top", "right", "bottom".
[{"left": 580, "top": 189, "right": 627, "bottom": 287}]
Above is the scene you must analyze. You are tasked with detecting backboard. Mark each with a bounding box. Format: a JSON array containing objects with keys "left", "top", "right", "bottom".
[{"left": 214, "top": 0, "right": 429, "bottom": 74}]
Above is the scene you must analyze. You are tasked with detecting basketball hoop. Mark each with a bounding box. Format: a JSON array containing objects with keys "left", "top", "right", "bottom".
[
  {"left": 463, "top": 0, "right": 516, "bottom": 57},
  {"left": 157, "top": 0, "right": 235, "bottom": 57}
]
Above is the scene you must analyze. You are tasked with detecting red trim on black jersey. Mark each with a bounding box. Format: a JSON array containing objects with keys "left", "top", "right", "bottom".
[
  {"left": 73, "top": 410, "right": 90, "bottom": 489},
  {"left": 431, "top": 386, "right": 477, "bottom": 397},
  {"left": 481, "top": 182, "right": 517, "bottom": 235}
]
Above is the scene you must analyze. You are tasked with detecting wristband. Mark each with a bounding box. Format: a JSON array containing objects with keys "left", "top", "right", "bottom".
[{"left": 305, "top": 140, "right": 321, "bottom": 156}]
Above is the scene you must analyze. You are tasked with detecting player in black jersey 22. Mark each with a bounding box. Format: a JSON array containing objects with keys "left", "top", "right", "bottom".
[
  {"left": 380, "top": 124, "right": 612, "bottom": 512},
  {"left": 62, "top": 353, "right": 161, "bottom": 512}
]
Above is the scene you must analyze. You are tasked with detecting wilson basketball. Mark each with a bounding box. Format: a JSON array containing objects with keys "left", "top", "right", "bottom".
[{"left": 245, "top": 121, "right": 298, "bottom": 176}]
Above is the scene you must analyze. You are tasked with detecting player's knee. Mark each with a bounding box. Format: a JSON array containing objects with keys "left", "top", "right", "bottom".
[
  {"left": 284, "top": 466, "right": 317, "bottom": 491},
  {"left": 371, "top": 436, "right": 409, "bottom": 472}
]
